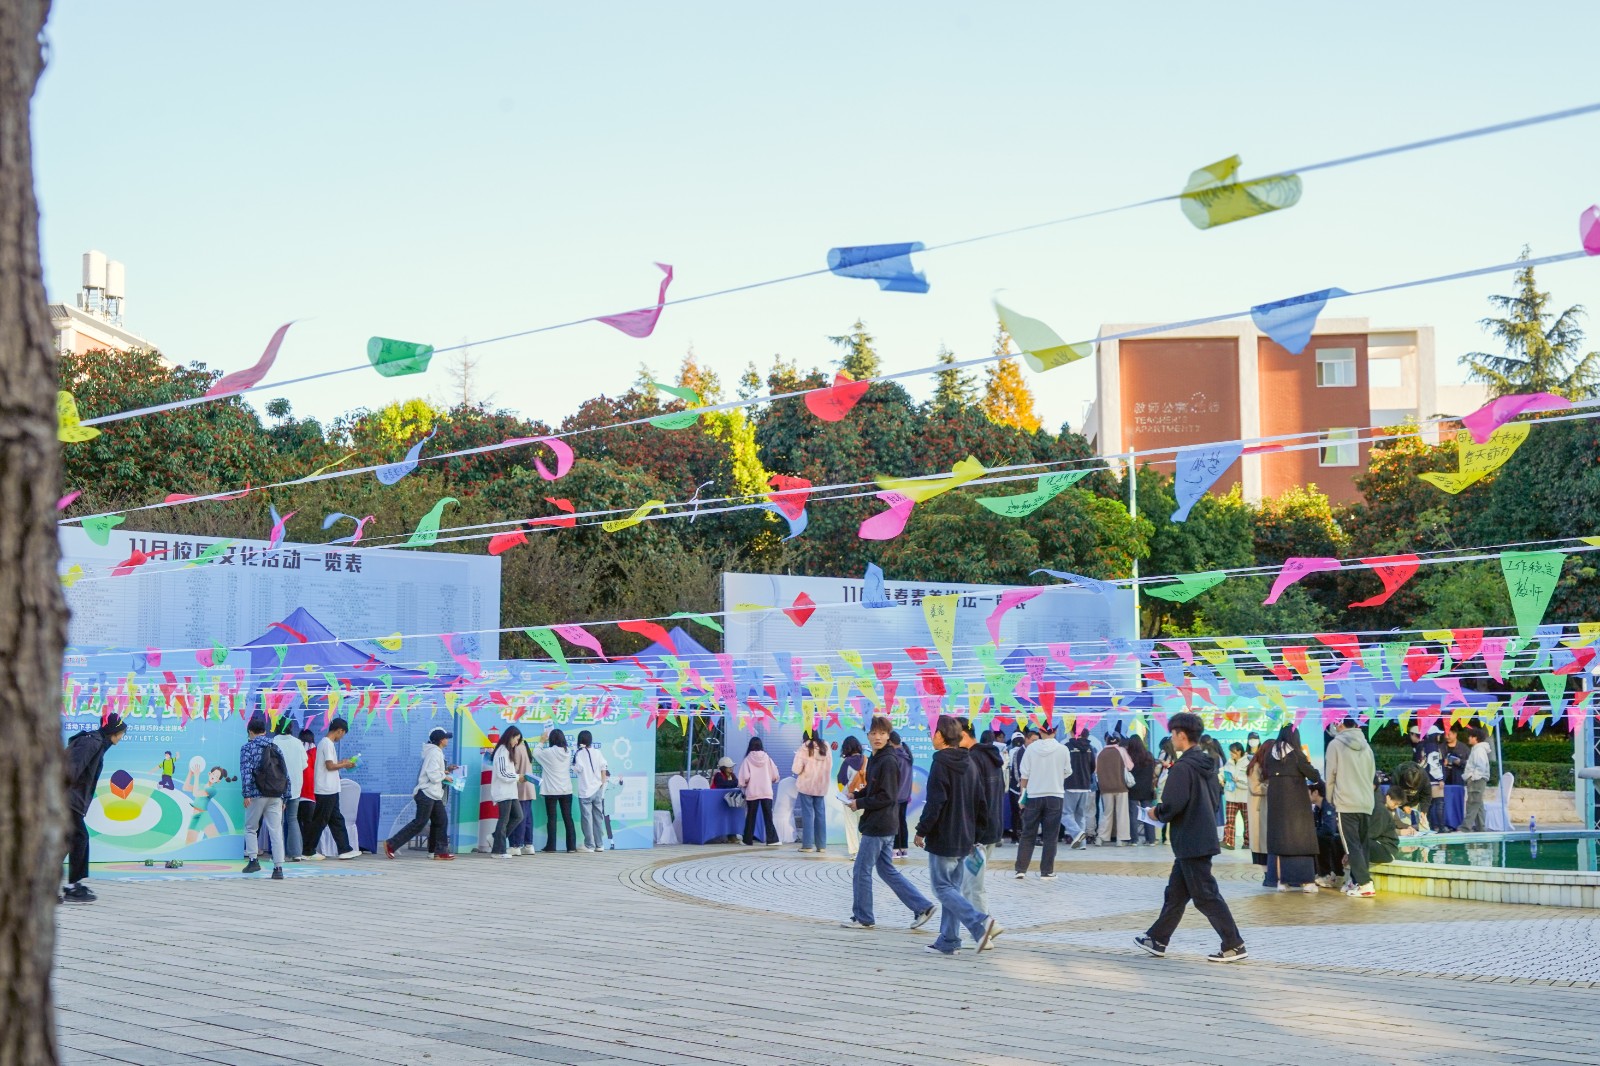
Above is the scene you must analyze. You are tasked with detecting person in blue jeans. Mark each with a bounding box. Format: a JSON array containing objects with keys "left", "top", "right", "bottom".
[
  {"left": 914, "top": 716, "right": 1003, "bottom": 955},
  {"left": 840, "top": 716, "right": 935, "bottom": 930}
]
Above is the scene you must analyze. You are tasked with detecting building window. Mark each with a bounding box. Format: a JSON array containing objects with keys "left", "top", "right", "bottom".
[
  {"left": 1319, "top": 428, "right": 1359, "bottom": 467},
  {"left": 1316, "top": 347, "right": 1356, "bottom": 387}
]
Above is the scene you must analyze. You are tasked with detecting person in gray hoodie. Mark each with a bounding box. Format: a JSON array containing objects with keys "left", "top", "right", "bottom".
[
  {"left": 384, "top": 728, "right": 460, "bottom": 861},
  {"left": 1323, "top": 716, "right": 1378, "bottom": 896}
]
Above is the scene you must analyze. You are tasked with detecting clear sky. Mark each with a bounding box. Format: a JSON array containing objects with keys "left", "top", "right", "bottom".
[{"left": 32, "top": 2, "right": 1600, "bottom": 437}]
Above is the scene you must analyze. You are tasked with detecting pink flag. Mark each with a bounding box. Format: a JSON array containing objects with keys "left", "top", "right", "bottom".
[
  {"left": 1582, "top": 204, "right": 1600, "bottom": 256},
  {"left": 1161, "top": 640, "right": 1194, "bottom": 664},
  {"left": 596, "top": 263, "right": 673, "bottom": 337},
  {"left": 858, "top": 491, "right": 915, "bottom": 540},
  {"left": 1480, "top": 636, "right": 1509, "bottom": 682},
  {"left": 552, "top": 624, "right": 606, "bottom": 661},
  {"left": 1264, "top": 557, "right": 1341, "bottom": 605},
  {"left": 442, "top": 634, "right": 484, "bottom": 679},
  {"left": 987, "top": 587, "right": 1043, "bottom": 645},
  {"left": 503, "top": 436, "right": 575, "bottom": 481},
  {"left": 1348, "top": 554, "right": 1419, "bottom": 608},
  {"left": 1460, "top": 392, "right": 1570, "bottom": 444},
  {"left": 205, "top": 322, "right": 294, "bottom": 397},
  {"left": 57, "top": 490, "right": 81, "bottom": 511}
]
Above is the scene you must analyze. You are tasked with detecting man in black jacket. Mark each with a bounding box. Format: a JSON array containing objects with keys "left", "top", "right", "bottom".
[
  {"left": 960, "top": 718, "right": 1005, "bottom": 913},
  {"left": 842, "top": 717, "right": 935, "bottom": 931},
  {"left": 1135, "top": 712, "right": 1247, "bottom": 963},
  {"left": 914, "top": 716, "right": 1002, "bottom": 955},
  {"left": 63, "top": 713, "right": 129, "bottom": 903}
]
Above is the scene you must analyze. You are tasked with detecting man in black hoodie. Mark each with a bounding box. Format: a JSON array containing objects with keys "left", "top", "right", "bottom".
[
  {"left": 959, "top": 718, "right": 1005, "bottom": 914},
  {"left": 1135, "top": 712, "right": 1246, "bottom": 963},
  {"left": 842, "top": 717, "right": 935, "bottom": 931},
  {"left": 62, "top": 713, "right": 129, "bottom": 903},
  {"left": 914, "top": 716, "right": 1002, "bottom": 955}
]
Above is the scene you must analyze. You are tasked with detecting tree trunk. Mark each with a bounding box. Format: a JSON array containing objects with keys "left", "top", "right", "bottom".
[{"left": 0, "top": 1, "right": 65, "bottom": 1063}]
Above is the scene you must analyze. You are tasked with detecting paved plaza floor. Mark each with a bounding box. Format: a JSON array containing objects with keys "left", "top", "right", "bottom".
[{"left": 54, "top": 842, "right": 1600, "bottom": 1066}]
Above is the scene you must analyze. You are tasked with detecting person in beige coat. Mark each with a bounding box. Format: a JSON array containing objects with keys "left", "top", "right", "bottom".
[
  {"left": 511, "top": 739, "right": 538, "bottom": 855},
  {"left": 1247, "top": 758, "right": 1267, "bottom": 867}
]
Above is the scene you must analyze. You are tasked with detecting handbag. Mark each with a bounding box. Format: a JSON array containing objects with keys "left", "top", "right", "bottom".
[{"left": 1123, "top": 769, "right": 1136, "bottom": 789}]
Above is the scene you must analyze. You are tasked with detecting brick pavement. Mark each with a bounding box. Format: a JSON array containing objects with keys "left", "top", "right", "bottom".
[{"left": 51, "top": 842, "right": 1600, "bottom": 1066}]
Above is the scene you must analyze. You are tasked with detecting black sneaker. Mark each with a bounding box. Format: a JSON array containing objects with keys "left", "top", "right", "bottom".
[
  {"left": 1207, "top": 946, "right": 1248, "bottom": 963},
  {"left": 910, "top": 905, "right": 935, "bottom": 930},
  {"left": 62, "top": 884, "right": 96, "bottom": 904},
  {"left": 1133, "top": 935, "right": 1166, "bottom": 957},
  {"left": 241, "top": 859, "right": 262, "bottom": 875},
  {"left": 271, "top": 866, "right": 285, "bottom": 880}
]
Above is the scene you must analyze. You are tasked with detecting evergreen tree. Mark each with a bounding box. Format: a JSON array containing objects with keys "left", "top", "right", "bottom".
[
  {"left": 931, "top": 344, "right": 977, "bottom": 408},
  {"left": 1462, "top": 248, "right": 1600, "bottom": 399},
  {"left": 737, "top": 361, "right": 762, "bottom": 401},
  {"left": 980, "top": 327, "right": 1041, "bottom": 433},
  {"left": 828, "top": 318, "right": 881, "bottom": 380}
]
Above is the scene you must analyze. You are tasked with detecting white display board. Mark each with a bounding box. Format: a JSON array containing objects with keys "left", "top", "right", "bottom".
[{"left": 61, "top": 526, "right": 501, "bottom": 658}]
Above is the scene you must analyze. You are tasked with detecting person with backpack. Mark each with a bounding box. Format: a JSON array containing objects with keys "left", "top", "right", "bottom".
[
  {"left": 62, "top": 714, "right": 128, "bottom": 903},
  {"left": 240, "top": 714, "right": 290, "bottom": 879}
]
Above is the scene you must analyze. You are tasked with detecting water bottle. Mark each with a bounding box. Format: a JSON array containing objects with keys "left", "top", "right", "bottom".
[{"left": 1529, "top": 815, "right": 1536, "bottom": 834}]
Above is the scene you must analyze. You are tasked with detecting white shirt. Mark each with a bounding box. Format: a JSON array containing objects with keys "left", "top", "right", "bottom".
[
  {"left": 314, "top": 736, "right": 342, "bottom": 796},
  {"left": 489, "top": 746, "right": 521, "bottom": 802},
  {"left": 1017, "top": 737, "right": 1070, "bottom": 798},
  {"left": 272, "top": 735, "right": 308, "bottom": 799},
  {"left": 573, "top": 746, "right": 609, "bottom": 799},
  {"left": 533, "top": 746, "right": 573, "bottom": 795}
]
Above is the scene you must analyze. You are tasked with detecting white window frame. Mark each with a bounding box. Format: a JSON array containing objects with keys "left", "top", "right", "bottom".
[
  {"left": 1319, "top": 428, "right": 1359, "bottom": 468},
  {"left": 1315, "top": 347, "right": 1357, "bottom": 388}
]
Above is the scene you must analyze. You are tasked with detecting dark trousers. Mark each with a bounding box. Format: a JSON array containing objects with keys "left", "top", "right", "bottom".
[
  {"left": 743, "top": 798, "right": 778, "bottom": 844},
  {"left": 1338, "top": 812, "right": 1372, "bottom": 886},
  {"left": 1315, "top": 835, "right": 1345, "bottom": 878},
  {"left": 893, "top": 801, "right": 910, "bottom": 850},
  {"left": 1147, "top": 856, "right": 1243, "bottom": 951},
  {"left": 491, "top": 797, "right": 525, "bottom": 854},
  {"left": 543, "top": 794, "right": 575, "bottom": 851},
  {"left": 1013, "top": 796, "right": 1063, "bottom": 876},
  {"left": 66, "top": 806, "right": 90, "bottom": 884},
  {"left": 296, "top": 798, "right": 314, "bottom": 849},
  {"left": 509, "top": 799, "right": 534, "bottom": 848},
  {"left": 1005, "top": 791, "right": 1022, "bottom": 842},
  {"left": 388, "top": 790, "right": 448, "bottom": 854},
  {"left": 303, "top": 793, "right": 352, "bottom": 856}
]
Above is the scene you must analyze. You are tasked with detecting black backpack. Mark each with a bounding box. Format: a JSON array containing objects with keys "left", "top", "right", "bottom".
[{"left": 254, "top": 742, "right": 290, "bottom": 797}]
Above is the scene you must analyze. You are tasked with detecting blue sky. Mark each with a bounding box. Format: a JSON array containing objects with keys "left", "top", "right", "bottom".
[{"left": 34, "top": 2, "right": 1600, "bottom": 436}]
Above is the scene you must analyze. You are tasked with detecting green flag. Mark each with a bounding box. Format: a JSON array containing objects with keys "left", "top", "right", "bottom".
[
  {"left": 523, "top": 627, "right": 569, "bottom": 671},
  {"left": 1144, "top": 570, "right": 1228, "bottom": 604},
  {"left": 367, "top": 336, "right": 434, "bottom": 378},
  {"left": 1500, "top": 550, "right": 1564, "bottom": 640}
]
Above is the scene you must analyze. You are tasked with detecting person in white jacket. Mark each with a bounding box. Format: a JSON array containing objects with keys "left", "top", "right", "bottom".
[
  {"left": 573, "top": 730, "right": 610, "bottom": 853},
  {"left": 384, "top": 728, "right": 460, "bottom": 861},
  {"left": 489, "top": 727, "right": 528, "bottom": 858},
  {"left": 533, "top": 729, "right": 577, "bottom": 853}
]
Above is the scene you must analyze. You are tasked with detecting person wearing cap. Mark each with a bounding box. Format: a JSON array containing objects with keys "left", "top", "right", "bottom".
[
  {"left": 1013, "top": 724, "right": 1076, "bottom": 880},
  {"left": 710, "top": 756, "right": 738, "bottom": 789},
  {"left": 62, "top": 714, "right": 129, "bottom": 903},
  {"left": 239, "top": 715, "right": 290, "bottom": 879},
  {"left": 384, "top": 727, "right": 460, "bottom": 860}
]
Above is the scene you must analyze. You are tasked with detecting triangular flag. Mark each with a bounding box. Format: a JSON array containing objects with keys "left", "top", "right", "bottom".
[
  {"left": 1172, "top": 443, "right": 1242, "bottom": 522},
  {"left": 1251, "top": 288, "right": 1349, "bottom": 355},
  {"left": 923, "top": 594, "right": 958, "bottom": 668},
  {"left": 1349, "top": 554, "right": 1421, "bottom": 608},
  {"left": 1144, "top": 571, "right": 1227, "bottom": 603},
  {"left": 992, "top": 295, "right": 1093, "bottom": 372},
  {"left": 1500, "top": 551, "right": 1564, "bottom": 640},
  {"left": 1264, "top": 557, "right": 1341, "bottom": 605}
]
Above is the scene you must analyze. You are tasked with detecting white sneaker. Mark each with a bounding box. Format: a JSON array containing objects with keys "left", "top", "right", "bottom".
[
  {"left": 337, "top": 850, "right": 361, "bottom": 860},
  {"left": 494, "top": 853, "right": 512, "bottom": 860},
  {"left": 1345, "top": 882, "right": 1377, "bottom": 898},
  {"left": 305, "top": 853, "right": 325, "bottom": 861},
  {"left": 1301, "top": 883, "right": 1318, "bottom": 893},
  {"left": 521, "top": 845, "right": 536, "bottom": 856}
]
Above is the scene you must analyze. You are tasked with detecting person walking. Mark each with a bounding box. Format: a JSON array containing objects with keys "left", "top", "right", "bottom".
[
  {"left": 1012, "top": 725, "right": 1072, "bottom": 880},
  {"left": 534, "top": 729, "right": 577, "bottom": 852},
  {"left": 1221, "top": 742, "right": 1251, "bottom": 851},
  {"left": 1063, "top": 727, "right": 1096, "bottom": 848},
  {"left": 303, "top": 718, "right": 360, "bottom": 860},
  {"left": 736, "top": 736, "right": 780, "bottom": 846},
  {"left": 1462, "top": 726, "right": 1491, "bottom": 832},
  {"left": 961, "top": 718, "right": 1005, "bottom": 912},
  {"left": 1126, "top": 734, "right": 1159, "bottom": 846},
  {"left": 1261, "top": 725, "right": 1322, "bottom": 892},
  {"left": 384, "top": 727, "right": 458, "bottom": 861},
  {"left": 270, "top": 720, "right": 308, "bottom": 862},
  {"left": 914, "top": 716, "right": 1002, "bottom": 956},
  {"left": 239, "top": 715, "right": 290, "bottom": 879},
  {"left": 510, "top": 730, "right": 538, "bottom": 855},
  {"left": 840, "top": 717, "right": 935, "bottom": 931},
  {"left": 488, "top": 726, "right": 527, "bottom": 858},
  {"left": 889, "top": 731, "right": 914, "bottom": 858},
  {"left": 1323, "top": 715, "right": 1377, "bottom": 894},
  {"left": 62, "top": 714, "right": 128, "bottom": 903},
  {"left": 574, "top": 730, "right": 610, "bottom": 852},
  {"left": 791, "top": 731, "right": 832, "bottom": 853},
  {"left": 1095, "top": 736, "right": 1133, "bottom": 846},
  {"left": 1134, "top": 712, "right": 1247, "bottom": 963}
]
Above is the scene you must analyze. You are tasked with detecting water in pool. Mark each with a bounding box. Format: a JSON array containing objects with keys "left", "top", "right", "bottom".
[{"left": 1397, "top": 832, "right": 1599, "bottom": 872}]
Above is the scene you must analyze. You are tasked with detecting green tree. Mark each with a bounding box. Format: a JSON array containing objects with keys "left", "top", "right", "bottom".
[
  {"left": 1462, "top": 249, "right": 1600, "bottom": 399},
  {"left": 1134, "top": 471, "right": 1255, "bottom": 637},
  {"left": 737, "top": 361, "right": 762, "bottom": 401},
  {"left": 980, "top": 328, "right": 1041, "bottom": 433},
  {"left": 829, "top": 319, "right": 881, "bottom": 380},
  {"left": 931, "top": 344, "right": 977, "bottom": 409}
]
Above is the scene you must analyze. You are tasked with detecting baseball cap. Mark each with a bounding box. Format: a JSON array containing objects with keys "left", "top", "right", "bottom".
[
  {"left": 718, "top": 757, "right": 734, "bottom": 768},
  {"left": 429, "top": 728, "right": 453, "bottom": 744}
]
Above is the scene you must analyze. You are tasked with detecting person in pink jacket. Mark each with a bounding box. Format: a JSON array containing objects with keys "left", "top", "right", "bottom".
[
  {"left": 791, "top": 732, "right": 833, "bottom": 854},
  {"left": 737, "top": 737, "right": 781, "bottom": 846}
]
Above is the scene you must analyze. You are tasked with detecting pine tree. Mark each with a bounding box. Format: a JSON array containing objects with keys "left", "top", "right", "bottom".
[
  {"left": 632, "top": 363, "right": 659, "bottom": 399},
  {"left": 828, "top": 318, "right": 881, "bottom": 380},
  {"left": 737, "top": 361, "right": 762, "bottom": 401},
  {"left": 932, "top": 344, "right": 977, "bottom": 408},
  {"left": 676, "top": 347, "right": 723, "bottom": 402},
  {"left": 1463, "top": 247, "right": 1600, "bottom": 399},
  {"left": 980, "top": 327, "right": 1041, "bottom": 433}
]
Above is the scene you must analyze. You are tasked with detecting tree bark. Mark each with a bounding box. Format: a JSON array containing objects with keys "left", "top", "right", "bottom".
[{"left": 0, "top": 1, "right": 65, "bottom": 1063}]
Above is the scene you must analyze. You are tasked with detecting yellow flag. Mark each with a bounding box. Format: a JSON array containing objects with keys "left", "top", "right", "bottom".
[
  {"left": 1179, "top": 155, "right": 1302, "bottom": 230},
  {"left": 876, "top": 456, "right": 986, "bottom": 504},
  {"left": 992, "top": 296, "right": 1093, "bottom": 373},
  {"left": 58, "top": 391, "right": 100, "bottom": 443},
  {"left": 923, "top": 594, "right": 958, "bottom": 668},
  {"left": 838, "top": 649, "right": 864, "bottom": 673},
  {"left": 601, "top": 500, "right": 666, "bottom": 533},
  {"left": 1418, "top": 423, "right": 1530, "bottom": 494}
]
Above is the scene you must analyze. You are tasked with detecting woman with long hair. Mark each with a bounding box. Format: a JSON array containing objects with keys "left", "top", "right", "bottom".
[
  {"left": 791, "top": 731, "right": 832, "bottom": 853},
  {"left": 737, "top": 736, "right": 780, "bottom": 846},
  {"left": 1125, "top": 734, "right": 1159, "bottom": 846},
  {"left": 1261, "top": 725, "right": 1323, "bottom": 891},
  {"left": 573, "top": 730, "right": 610, "bottom": 853},
  {"left": 533, "top": 728, "right": 577, "bottom": 853},
  {"left": 836, "top": 736, "right": 866, "bottom": 857},
  {"left": 1246, "top": 739, "right": 1271, "bottom": 865},
  {"left": 488, "top": 726, "right": 526, "bottom": 858}
]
